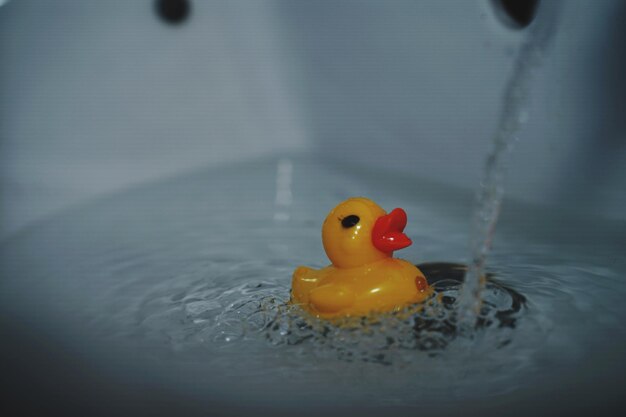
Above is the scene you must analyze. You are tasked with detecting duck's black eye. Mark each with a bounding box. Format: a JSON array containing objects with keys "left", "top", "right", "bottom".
[{"left": 341, "top": 215, "right": 360, "bottom": 228}]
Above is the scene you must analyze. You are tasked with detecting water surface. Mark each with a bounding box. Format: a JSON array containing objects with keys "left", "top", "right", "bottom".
[{"left": 1, "top": 156, "right": 625, "bottom": 416}]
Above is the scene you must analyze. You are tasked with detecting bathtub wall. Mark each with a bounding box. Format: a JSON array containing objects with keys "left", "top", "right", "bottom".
[
  {"left": 0, "top": 0, "right": 308, "bottom": 238},
  {"left": 280, "top": 0, "right": 626, "bottom": 220},
  {"left": 1, "top": 0, "right": 624, "bottom": 239}
]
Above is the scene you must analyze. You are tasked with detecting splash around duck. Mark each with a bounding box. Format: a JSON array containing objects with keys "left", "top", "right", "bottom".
[{"left": 291, "top": 197, "right": 432, "bottom": 319}]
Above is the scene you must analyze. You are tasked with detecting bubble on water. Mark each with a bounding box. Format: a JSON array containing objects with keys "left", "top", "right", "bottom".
[{"left": 179, "top": 263, "right": 528, "bottom": 366}]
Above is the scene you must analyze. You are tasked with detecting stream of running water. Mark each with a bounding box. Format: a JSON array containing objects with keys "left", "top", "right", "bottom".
[{"left": 457, "top": 1, "right": 560, "bottom": 326}]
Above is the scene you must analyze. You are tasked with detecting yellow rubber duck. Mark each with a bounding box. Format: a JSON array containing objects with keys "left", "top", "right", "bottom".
[{"left": 291, "top": 197, "right": 431, "bottom": 319}]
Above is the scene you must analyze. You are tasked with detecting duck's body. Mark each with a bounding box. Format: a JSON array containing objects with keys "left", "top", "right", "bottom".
[
  {"left": 291, "top": 197, "right": 431, "bottom": 319},
  {"left": 293, "top": 258, "right": 429, "bottom": 318}
]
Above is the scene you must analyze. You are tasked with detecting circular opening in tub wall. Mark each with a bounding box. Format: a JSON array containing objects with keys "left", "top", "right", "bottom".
[
  {"left": 491, "top": 0, "right": 540, "bottom": 29},
  {"left": 155, "top": 0, "right": 191, "bottom": 25}
]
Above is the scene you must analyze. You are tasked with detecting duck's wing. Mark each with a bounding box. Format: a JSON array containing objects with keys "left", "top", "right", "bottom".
[{"left": 308, "top": 283, "right": 355, "bottom": 314}]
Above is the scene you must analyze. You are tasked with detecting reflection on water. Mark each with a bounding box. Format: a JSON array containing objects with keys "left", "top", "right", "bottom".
[{"left": 0, "top": 156, "right": 625, "bottom": 414}]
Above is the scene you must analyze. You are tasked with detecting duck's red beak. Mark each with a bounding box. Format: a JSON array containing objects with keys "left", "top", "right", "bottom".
[{"left": 372, "top": 208, "right": 412, "bottom": 253}]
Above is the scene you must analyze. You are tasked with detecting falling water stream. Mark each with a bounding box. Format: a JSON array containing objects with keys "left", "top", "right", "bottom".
[{"left": 457, "top": 1, "right": 560, "bottom": 325}]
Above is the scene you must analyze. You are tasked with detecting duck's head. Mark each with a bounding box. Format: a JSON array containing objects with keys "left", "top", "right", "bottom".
[{"left": 322, "top": 197, "right": 412, "bottom": 268}]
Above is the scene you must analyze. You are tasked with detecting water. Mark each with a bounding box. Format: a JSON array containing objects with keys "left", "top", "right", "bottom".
[
  {"left": 1, "top": 156, "right": 625, "bottom": 415},
  {"left": 458, "top": 1, "right": 561, "bottom": 324}
]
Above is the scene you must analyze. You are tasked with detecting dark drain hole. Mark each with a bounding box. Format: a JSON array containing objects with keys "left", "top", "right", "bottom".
[{"left": 155, "top": 0, "right": 191, "bottom": 25}]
